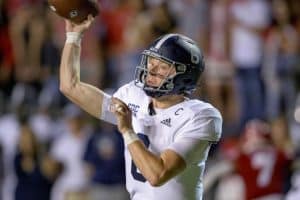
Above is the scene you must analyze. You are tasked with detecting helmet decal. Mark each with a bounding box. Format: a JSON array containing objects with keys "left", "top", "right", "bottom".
[
  {"left": 154, "top": 33, "right": 177, "bottom": 49},
  {"left": 191, "top": 49, "right": 200, "bottom": 64}
]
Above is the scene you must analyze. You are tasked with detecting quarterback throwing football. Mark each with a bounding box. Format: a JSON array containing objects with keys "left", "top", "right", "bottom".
[{"left": 59, "top": 15, "right": 222, "bottom": 200}]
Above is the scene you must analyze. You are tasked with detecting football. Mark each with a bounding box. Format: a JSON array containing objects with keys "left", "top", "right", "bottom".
[{"left": 48, "top": 0, "right": 99, "bottom": 24}]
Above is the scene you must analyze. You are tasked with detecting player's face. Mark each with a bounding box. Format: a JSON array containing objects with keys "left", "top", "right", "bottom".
[{"left": 146, "top": 57, "right": 176, "bottom": 88}]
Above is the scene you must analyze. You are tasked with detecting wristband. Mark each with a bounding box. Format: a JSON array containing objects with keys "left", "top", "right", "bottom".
[
  {"left": 66, "top": 32, "right": 82, "bottom": 46},
  {"left": 123, "top": 130, "right": 139, "bottom": 146}
]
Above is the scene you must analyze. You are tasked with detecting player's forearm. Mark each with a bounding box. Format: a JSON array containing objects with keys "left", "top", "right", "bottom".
[
  {"left": 59, "top": 43, "right": 81, "bottom": 93},
  {"left": 59, "top": 43, "right": 104, "bottom": 118},
  {"left": 128, "top": 141, "right": 168, "bottom": 186},
  {"left": 128, "top": 141, "right": 185, "bottom": 187}
]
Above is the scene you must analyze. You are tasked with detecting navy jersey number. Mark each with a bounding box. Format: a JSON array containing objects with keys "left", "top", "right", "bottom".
[{"left": 131, "top": 133, "right": 150, "bottom": 182}]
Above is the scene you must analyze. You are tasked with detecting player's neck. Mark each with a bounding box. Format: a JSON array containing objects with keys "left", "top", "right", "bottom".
[{"left": 152, "top": 95, "right": 185, "bottom": 109}]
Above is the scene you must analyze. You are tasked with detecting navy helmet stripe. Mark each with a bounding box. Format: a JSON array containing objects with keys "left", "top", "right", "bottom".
[{"left": 154, "top": 34, "right": 177, "bottom": 49}]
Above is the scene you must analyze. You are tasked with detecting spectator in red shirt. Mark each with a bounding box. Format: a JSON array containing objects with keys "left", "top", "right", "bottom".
[
  {"left": 204, "top": 119, "right": 292, "bottom": 200},
  {"left": 0, "top": 0, "right": 14, "bottom": 96}
]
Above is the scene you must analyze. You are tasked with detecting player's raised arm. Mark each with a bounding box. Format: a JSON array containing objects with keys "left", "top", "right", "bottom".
[{"left": 59, "top": 16, "right": 108, "bottom": 119}]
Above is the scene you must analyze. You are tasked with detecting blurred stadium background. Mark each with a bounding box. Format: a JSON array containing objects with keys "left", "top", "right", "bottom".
[{"left": 0, "top": 0, "right": 299, "bottom": 200}]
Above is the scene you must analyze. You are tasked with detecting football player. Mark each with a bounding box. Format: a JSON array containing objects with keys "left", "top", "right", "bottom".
[{"left": 59, "top": 16, "right": 222, "bottom": 200}]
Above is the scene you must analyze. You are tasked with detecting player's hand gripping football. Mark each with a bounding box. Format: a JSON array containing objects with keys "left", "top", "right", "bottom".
[
  {"left": 111, "top": 97, "right": 133, "bottom": 134},
  {"left": 65, "top": 14, "right": 94, "bottom": 34}
]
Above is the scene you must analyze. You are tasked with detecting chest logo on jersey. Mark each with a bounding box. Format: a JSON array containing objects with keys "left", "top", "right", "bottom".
[
  {"left": 128, "top": 103, "right": 140, "bottom": 116},
  {"left": 161, "top": 118, "right": 172, "bottom": 127}
]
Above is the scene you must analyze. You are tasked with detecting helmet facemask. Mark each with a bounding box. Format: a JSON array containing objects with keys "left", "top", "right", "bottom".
[{"left": 134, "top": 50, "right": 186, "bottom": 98}]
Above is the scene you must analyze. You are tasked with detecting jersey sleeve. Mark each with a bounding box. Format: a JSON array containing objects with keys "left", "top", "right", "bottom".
[
  {"left": 113, "top": 85, "right": 126, "bottom": 100},
  {"left": 167, "top": 107, "right": 222, "bottom": 165},
  {"left": 99, "top": 83, "right": 131, "bottom": 125},
  {"left": 177, "top": 107, "right": 222, "bottom": 141},
  {"left": 168, "top": 138, "right": 211, "bottom": 165}
]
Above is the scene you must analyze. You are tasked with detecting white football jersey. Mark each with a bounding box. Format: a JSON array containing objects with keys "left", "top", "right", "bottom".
[{"left": 103, "top": 81, "right": 222, "bottom": 200}]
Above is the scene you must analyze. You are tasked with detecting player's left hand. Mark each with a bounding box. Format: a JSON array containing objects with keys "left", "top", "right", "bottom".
[{"left": 111, "top": 97, "right": 133, "bottom": 134}]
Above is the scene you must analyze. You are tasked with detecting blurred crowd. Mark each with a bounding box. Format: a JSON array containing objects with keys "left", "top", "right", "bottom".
[{"left": 0, "top": 0, "right": 299, "bottom": 200}]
